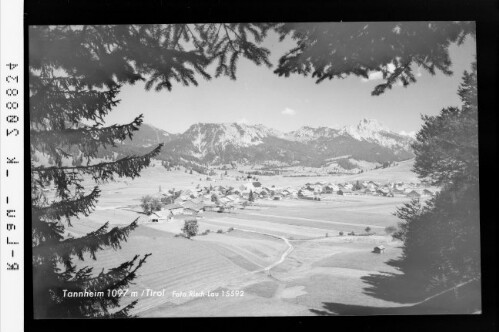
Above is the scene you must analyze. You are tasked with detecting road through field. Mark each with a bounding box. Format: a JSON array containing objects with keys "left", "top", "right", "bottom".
[
  {"left": 244, "top": 212, "right": 385, "bottom": 229},
  {"left": 233, "top": 228, "right": 294, "bottom": 273}
]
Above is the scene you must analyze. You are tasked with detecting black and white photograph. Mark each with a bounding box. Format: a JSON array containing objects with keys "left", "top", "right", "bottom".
[{"left": 29, "top": 21, "right": 481, "bottom": 319}]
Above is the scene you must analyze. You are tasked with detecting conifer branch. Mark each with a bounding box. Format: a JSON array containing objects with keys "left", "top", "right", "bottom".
[
  {"left": 32, "top": 217, "right": 65, "bottom": 247},
  {"left": 32, "top": 187, "right": 101, "bottom": 222},
  {"left": 32, "top": 144, "right": 162, "bottom": 196},
  {"left": 30, "top": 85, "right": 121, "bottom": 129},
  {"left": 33, "top": 219, "right": 139, "bottom": 268},
  {"left": 31, "top": 115, "right": 144, "bottom": 160},
  {"left": 84, "top": 253, "right": 151, "bottom": 293}
]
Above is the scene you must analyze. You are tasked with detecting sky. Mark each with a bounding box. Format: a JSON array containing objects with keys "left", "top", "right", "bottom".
[{"left": 103, "top": 24, "right": 476, "bottom": 136}]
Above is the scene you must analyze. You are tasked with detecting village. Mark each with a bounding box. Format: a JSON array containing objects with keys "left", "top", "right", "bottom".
[{"left": 144, "top": 174, "right": 435, "bottom": 225}]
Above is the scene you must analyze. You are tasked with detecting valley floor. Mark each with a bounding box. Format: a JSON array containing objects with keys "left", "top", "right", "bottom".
[{"left": 64, "top": 165, "right": 478, "bottom": 317}]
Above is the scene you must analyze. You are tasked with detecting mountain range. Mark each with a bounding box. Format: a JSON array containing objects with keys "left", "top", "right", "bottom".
[{"left": 107, "top": 118, "right": 415, "bottom": 171}]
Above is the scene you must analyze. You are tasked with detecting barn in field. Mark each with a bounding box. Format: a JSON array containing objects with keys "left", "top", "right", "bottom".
[{"left": 372, "top": 245, "right": 386, "bottom": 254}]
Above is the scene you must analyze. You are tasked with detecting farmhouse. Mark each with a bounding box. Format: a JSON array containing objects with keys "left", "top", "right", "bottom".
[
  {"left": 342, "top": 188, "right": 353, "bottom": 195},
  {"left": 373, "top": 245, "right": 386, "bottom": 254},
  {"left": 298, "top": 189, "right": 315, "bottom": 199},
  {"left": 377, "top": 187, "right": 390, "bottom": 196},
  {"left": 344, "top": 183, "right": 354, "bottom": 190},
  {"left": 149, "top": 210, "right": 172, "bottom": 223},
  {"left": 226, "top": 194, "right": 240, "bottom": 203},
  {"left": 162, "top": 203, "right": 184, "bottom": 215},
  {"left": 406, "top": 190, "right": 421, "bottom": 199},
  {"left": 219, "top": 197, "right": 231, "bottom": 205},
  {"left": 183, "top": 207, "right": 199, "bottom": 215},
  {"left": 203, "top": 202, "right": 218, "bottom": 212},
  {"left": 392, "top": 187, "right": 405, "bottom": 195},
  {"left": 181, "top": 200, "right": 204, "bottom": 212}
]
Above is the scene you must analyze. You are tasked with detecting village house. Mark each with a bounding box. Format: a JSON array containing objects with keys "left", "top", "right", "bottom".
[
  {"left": 226, "top": 194, "right": 240, "bottom": 203},
  {"left": 298, "top": 189, "right": 315, "bottom": 200},
  {"left": 219, "top": 197, "right": 231, "bottom": 205},
  {"left": 162, "top": 203, "right": 184, "bottom": 215},
  {"left": 377, "top": 187, "right": 391, "bottom": 196},
  {"left": 182, "top": 207, "right": 199, "bottom": 215},
  {"left": 406, "top": 190, "right": 421, "bottom": 199},
  {"left": 392, "top": 187, "right": 406, "bottom": 195},
  {"left": 148, "top": 210, "right": 172, "bottom": 223},
  {"left": 203, "top": 202, "right": 218, "bottom": 212},
  {"left": 344, "top": 183, "right": 354, "bottom": 190},
  {"left": 181, "top": 200, "right": 204, "bottom": 213}
]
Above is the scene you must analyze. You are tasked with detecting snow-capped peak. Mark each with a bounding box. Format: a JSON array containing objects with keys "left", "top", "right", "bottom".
[
  {"left": 340, "top": 118, "right": 388, "bottom": 140},
  {"left": 356, "top": 118, "right": 389, "bottom": 132},
  {"left": 340, "top": 118, "right": 411, "bottom": 148}
]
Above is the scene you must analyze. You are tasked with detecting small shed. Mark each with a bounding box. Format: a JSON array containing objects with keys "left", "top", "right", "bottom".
[{"left": 372, "top": 245, "right": 386, "bottom": 254}]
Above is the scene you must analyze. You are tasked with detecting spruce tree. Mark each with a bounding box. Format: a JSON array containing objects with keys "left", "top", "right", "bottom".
[
  {"left": 30, "top": 24, "right": 273, "bottom": 318},
  {"left": 393, "top": 62, "right": 479, "bottom": 293}
]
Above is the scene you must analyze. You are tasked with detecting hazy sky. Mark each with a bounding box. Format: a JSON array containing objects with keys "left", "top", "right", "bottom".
[{"left": 103, "top": 24, "right": 476, "bottom": 135}]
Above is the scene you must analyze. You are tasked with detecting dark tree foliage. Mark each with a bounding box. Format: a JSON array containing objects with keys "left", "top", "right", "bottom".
[
  {"left": 273, "top": 22, "right": 474, "bottom": 95},
  {"left": 249, "top": 190, "right": 255, "bottom": 202},
  {"left": 182, "top": 219, "right": 199, "bottom": 238},
  {"left": 412, "top": 62, "right": 478, "bottom": 187},
  {"left": 30, "top": 24, "right": 273, "bottom": 318},
  {"left": 393, "top": 63, "right": 479, "bottom": 293},
  {"left": 353, "top": 180, "right": 363, "bottom": 191},
  {"left": 140, "top": 195, "right": 162, "bottom": 215}
]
